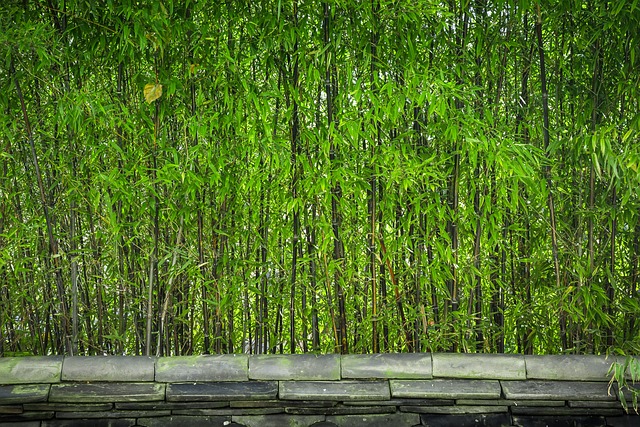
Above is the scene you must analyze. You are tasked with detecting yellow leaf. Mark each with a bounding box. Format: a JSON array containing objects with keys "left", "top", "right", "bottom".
[{"left": 144, "top": 83, "right": 163, "bottom": 103}]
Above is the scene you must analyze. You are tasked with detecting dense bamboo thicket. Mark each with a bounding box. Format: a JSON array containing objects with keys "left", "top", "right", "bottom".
[{"left": 1, "top": 0, "right": 639, "bottom": 357}]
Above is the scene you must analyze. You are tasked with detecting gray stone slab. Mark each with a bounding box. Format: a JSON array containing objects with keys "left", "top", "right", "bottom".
[
  {"left": 402, "top": 405, "right": 508, "bottom": 414},
  {"left": 568, "top": 400, "right": 623, "bottom": 408},
  {"left": 285, "top": 406, "right": 395, "bottom": 415},
  {"left": 279, "top": 380, "right": 390, "bottom": 401},
  {"left": 167, "top": 381, "right": 277, "bottom": 401},
  {"left": 42, "top": 420, "right": 136, "bottom": 427},
  {"left": 501, "top": 380, "right": 615, "bottom": 401},
  {"left": 525, "top": 355, "right": 614, "bottom": 381},
  {"left": 326, "top": 413, "right": 420, "bottom": 427},
  {"left": 23, "top": 403, "right": 113, "bottom": 411},
  {"left": 155, "top": 355, "right": 248, "bottom": 382},
  {"left": 0, "top": 385, "right": 50, "bottom": 404},
  {"left": 136, "top": 415, "right": 231, "bottom": 427},
  {"left": 49, "top": 383, "right": 165, "bottom": 402},
  {"left": 62, "top": 356, "right": 155, "bottom": 382},
  {"left": 55, "top": 410, "right": 172, "bottom": 419},
  {"left": 115, "top": 401, "right": 229, "bottom": 410},
  {"left": 0, "top": 405, "right": 22, "bottom": 414},
  {"left": 0, "top": 357, "right": 62, "bottom": 384},
  {"left": 390, "top": 379, "right": 501, "bottom": 399},
  {"left": 230, "top": 400, "right": 336, "bottom": 408},
  {"left": 172, "top": 408, "right": 285, "bottom": 416},
  {"left": 249, "top": 354, "right": 340, "bottom": 380},
  {"left": 0, "top": 422, "right": 41, "bottom": 427},
  {"left": 432, "top": 353, "right": 526, "bottom": 380},
  {"left": 343, "top": 398, "right": 454, "bottom": 406},
  {"left": 511, "top": 406, "right": 623, "bottom": 416},
  {"left": 341, "top": 353, "right": 432, "bottom": 379},
  {"left": 0, "top": 411, "right": 54, "bottom": 421},
  {"left": 420, "top": 413, "right": 512, "bottom": 427},
  {"left": 233, "top": 414, "right": 325, "bottom": 427},
  {"left": 511, "top": 415, "right": 608, "bottom": 427},
  {"left": 456, "top": 399, "right": 565, "bottom": 407}
]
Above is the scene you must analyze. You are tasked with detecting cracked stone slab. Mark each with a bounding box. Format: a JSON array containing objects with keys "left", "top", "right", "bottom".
[
  {"left": 0, "top": 357, "right": 62, "bottom": 384},
  {"left": 156, "top": 355, "right": 248, "bottom": 382},
  {"left": 341, "top": 353, "right": 432, "bottom": 379},
  {"left": 0, "top": 385, "right": 50, "bottom": 404},
  {"left": 249, "top": 354, "right": 340, "bottom": 380},
  {"left": 501, "top": 380, "right": 615, "bottom": 401},
  {"left": 49, "top": 383, "right": 165, "bottom": 403},
  {"left": 525, "top": 355, "right": 615, "bottom": 381},
  {"left": 279, "top": 381, "right": 390, "bottom": 401},
  {"left": 390, "top": 379, "right": 501, "bottom": 399},
  {"left": 432, "top": 353, "right": 526, "bottom": 380},
  {"left": 167, "top": 381, "right": 277, "bottom": 401},
  {"left": 62, "top": 357, "right": 155, "bottom": 382}
]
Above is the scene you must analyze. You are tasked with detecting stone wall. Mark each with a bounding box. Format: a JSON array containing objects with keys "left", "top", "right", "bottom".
[{"left": 0, "top": 354, "right": 637, "bottom": 427}]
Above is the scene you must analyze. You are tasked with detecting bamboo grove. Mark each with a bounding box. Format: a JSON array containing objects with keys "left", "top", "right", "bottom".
[{"left": 1, "top": 0, "right": 639, "bottom": 357}]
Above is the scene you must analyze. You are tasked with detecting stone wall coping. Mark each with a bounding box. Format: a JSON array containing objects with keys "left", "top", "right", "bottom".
[
  {"left": 0, "top": 354, "right": 637, "bottom": 426},
  {"left": 0, "top": 354, "right": 634, "bottom": 384}
]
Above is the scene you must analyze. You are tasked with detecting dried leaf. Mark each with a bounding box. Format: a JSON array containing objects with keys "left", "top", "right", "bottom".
[{"left": 144, "top": 83, "right": 163, "bottom": 103}]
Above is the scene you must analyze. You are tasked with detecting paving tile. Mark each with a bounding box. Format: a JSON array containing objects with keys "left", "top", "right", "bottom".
[
  {"left": 249, "top": 354, "right": 340, "bottom": 380},
  {"left": 390, "top": 379, "right": 501, "bottom": 399},
  {"left": 0, "top": 385, "right": 50, "bottom": 404},
  {"left": 156, "top": 355, "right": 248, "bottom": 382},
  {"left": 501, "top": 380, "right": 615, "bottom": 401},
  {"left": 49, "top": 383, "right": 165, "bottom": 403},
  {"left": 232, "top": 414, "right": 325, "bottom": 427},
  {"left": 326, "top": 413, "right": 420, "bottom": 427},
  {"left": 341, "top": 353, "right": 432, "bottom": 379},
  {"left": 279, "top": 380, "right": 390, "bottom": 401},
  {"left": 432, "top": 353, "right": 526, "bottom": 380},
  {"left": 525, "top": 355, "right": 614, "bottom": 381},
  {"left": 167, "top": 381, "right": 277, "bottom": 401},
  {"left": 62, "top": 356, "right": 155, "bottom": 382},
  {"left": 0, "top": 357, "right": 62, "bottom": 384}
]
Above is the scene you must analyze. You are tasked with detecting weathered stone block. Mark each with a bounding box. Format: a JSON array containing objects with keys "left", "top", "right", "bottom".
[
  {"left": 172, "top": 408, "right": 284, "bottom": 416},
  {"left": 279, "top": 380, "right": 390, "bottom": 401},
  {"left": 61, "top": 356, "right": 155, "bottom": 382},
  {"left": 136, "top": 415, "right": 231, "bottom": 426},
  {"left": 525, "top": 355, "right": 614, "bottom": 381},
  {"left": 326, "top": 413, "right": 420, "bottom": 427},
  {"left": 501, "top": 380, "right": 615, "bottom": 401},
  {"left": 230, "top": 400, "right": 336, "bottom": 408},
  {"left": 233, "top": 414, "right": 325, "bottom": 427},
  {"left": 390, "top": 379, "right": 501, "bottom": 399},
  {"left": 0, "top": 405, "right": 22, "bottom": 414},
  {"left": 420, "top": 413, "right": 512, "bottom": 427},
  {"left": 115, "top": 401, "right": 229, "bottom": 410},
  {"left": 456, "top": 399, "right": 565, "bottom": 407},
  {"left": 1, "top": 421, "right": 41, "bottom": 427},
  {"left": 341, "top": 353, "right": 432, "bottom": 379},
  {"left": 0, "top": 357, "right": 62, "bottom": 384},
  {"left": 24, "top": 403, "right": 113, "bottom": 411},
  {"left": 0, "top": 411, "right": 54, "bottom": 422},
  {"left": 432, "top": 353, "right": 526, "bottom": 380},
  {"left": 156, "top": 355, "right": 248, "bottom": 382},
  {"left": 568, "top": 400, "right": 623, "bottom": 408},
  {"left": 49, "top": 383, "right": 165, "bottom": 403},
  {"left": 249, "top": 354, "right": 340, "bottom": 380},
  {"left": 55, "top": 410, "right": 171, "bottom": 419},
  {"left": 167, "top": 381, "right": 277, "bottom": 401},
  {"left": 0, "top": 384, "right": 50, "bottom": 404}
]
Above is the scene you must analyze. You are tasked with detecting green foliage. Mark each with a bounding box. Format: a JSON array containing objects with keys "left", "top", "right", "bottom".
[{"left": 0, "top": 0, "right": 638, "bottom": 360}]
